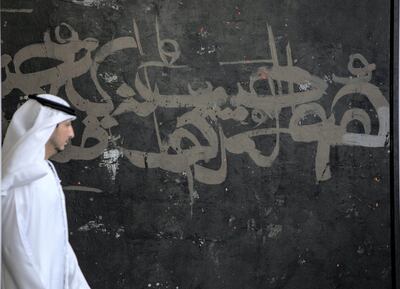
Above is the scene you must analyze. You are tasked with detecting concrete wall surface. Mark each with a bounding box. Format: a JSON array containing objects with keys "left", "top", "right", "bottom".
[{"left": 1, "top": 0, "right": 393, "bottom": 288}]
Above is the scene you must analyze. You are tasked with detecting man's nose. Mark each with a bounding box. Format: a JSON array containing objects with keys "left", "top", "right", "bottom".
[{"left": 70, "top": 127, "right": 75, "bottom": 139}]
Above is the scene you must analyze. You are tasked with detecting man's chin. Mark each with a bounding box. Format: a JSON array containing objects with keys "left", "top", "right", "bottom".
[{"left": 55, "top": 146, "right": 65, "bottom": 153}]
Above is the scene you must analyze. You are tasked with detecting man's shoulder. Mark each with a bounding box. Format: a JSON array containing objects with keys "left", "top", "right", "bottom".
[{"left": 2, "top": 160, "right": 52, "bottom": 195}]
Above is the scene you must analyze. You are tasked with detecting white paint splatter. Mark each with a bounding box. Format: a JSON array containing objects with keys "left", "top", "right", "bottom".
[
  {"left": 199, "top": 30, "right": 209, "bottom": 38},
  {"left": 196, "top": 44, "right": 216, "bottom": 55},
  {"left": 78, "top": 220, "right": 107, "bottom": 233},
  {"left": 298, "top": 258, "right": 306, "bottom": 265},
  {"left": 99, "top": 72, "right": 118, "bottom": 83},
  {"left": 298, "top": 81, "right": 312, "bottom": 91},
  {"left": 70, "top": 0, "right": 121, "bottom": 10},
  {"left": 99, "top": 148, "right": 122, "bottom": 181},
  {"left": 115, "top": 226, "right": 125, "bottom": 239},
  {"left": 323, "top": 74, "right": 333, "bottom": 84}
]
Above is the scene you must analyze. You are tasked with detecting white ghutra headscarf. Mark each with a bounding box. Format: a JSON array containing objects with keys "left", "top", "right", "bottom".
[{"left": 1, "top": 94, "right": 76, "bottom": 195}]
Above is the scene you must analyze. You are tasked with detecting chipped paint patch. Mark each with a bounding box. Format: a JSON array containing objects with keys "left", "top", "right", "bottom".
[
  {"left": 99, "top": 148, "right": 122, "bottom": 181},
  {"left": 267, "top": 224, "right": 282, "bottom": 239}
]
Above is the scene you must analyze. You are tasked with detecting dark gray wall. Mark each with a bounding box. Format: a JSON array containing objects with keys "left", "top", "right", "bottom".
[{"left": 1, "top": 0, "right": 393, "bottom": 288}]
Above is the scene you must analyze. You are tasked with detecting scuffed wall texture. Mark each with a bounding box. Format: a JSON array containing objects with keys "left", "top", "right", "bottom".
[{"left": 1, "top": 0, "right": 392, "bottom": 288}]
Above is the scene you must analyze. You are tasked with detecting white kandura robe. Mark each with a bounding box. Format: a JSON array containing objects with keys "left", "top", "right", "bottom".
[{"left": 2, "top": 160, "right": 90, "bottom": 289}]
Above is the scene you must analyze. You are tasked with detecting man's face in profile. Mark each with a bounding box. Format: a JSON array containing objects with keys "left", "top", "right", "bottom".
[{"left": 48, "top": 120, "right": 75, "bottom": 153}]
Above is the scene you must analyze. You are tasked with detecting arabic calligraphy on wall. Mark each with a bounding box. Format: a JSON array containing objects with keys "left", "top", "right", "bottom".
[{"left": 1, "top": 20, "right": 389, "bottom": 204}]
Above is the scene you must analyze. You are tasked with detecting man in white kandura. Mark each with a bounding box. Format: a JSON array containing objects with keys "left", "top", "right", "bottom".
[{"left": 1, "top": 94, "right": 91, "bottom": 289}]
